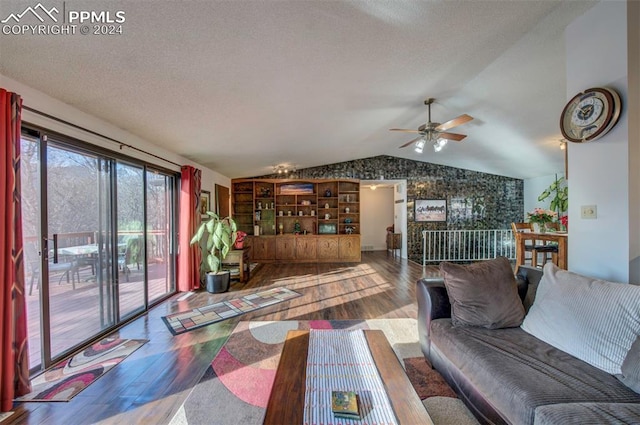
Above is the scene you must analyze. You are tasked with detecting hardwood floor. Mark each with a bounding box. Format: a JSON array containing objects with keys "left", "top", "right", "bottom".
[{"left": 8, "top": 251, "right": 439, "bottom": 425}]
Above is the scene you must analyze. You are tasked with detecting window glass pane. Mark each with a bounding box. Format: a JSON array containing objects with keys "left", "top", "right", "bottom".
[
  {"left": 117, "top": 162, "right": 146, "bottom": 318},
  {"left": 21, "top": 133, "right": 42, "bottom": 370},
  {"left": 46, "top": 143, "right": 115, "bottom": 359},
  {"left": 147, "top": 171, "right": 175, "bottom": 301}
]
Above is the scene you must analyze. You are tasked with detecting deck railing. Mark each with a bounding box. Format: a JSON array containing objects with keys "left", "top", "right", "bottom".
[{"left": 422, "top": 229, "right": 515, "bottom": 265}]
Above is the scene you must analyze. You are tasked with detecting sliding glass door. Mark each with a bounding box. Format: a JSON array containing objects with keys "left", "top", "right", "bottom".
[
  {"left": 46, "top": 144, "right": 116, "bottom": 359},
  {"left": 117, "top": 162, "right": 146, "bottom": 318},
  {"left": 21, "top": 133, "right": 43, "bottom": 368},
  {"left": 21, "top": 127, "right": 177, "bottom": 371},
  {"left": 147, "top": 171, "right": 175, "bottom": 302}
]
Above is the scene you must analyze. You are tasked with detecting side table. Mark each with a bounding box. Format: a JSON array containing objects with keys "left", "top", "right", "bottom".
[
  {"left": 386, "top": 232, "right": 401, "bottom": 257},
  {"left": 221, "top": 246, "right": 252, "bottom": 283}
]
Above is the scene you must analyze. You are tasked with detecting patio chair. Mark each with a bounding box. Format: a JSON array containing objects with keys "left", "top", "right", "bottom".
[
  {"left": 26, "top": 243, "right": 79, "bottom": 295},
  {"left": 118, "top": 245, "right": 130, "bottom": 282}
]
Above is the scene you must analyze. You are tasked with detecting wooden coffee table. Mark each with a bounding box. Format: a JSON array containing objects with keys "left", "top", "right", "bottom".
[{"left": 264, "top": 329, "right": 433, "bottom": 424}]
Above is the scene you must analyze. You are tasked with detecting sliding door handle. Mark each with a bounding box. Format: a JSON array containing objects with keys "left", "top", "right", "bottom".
[{"left": 45, "top": 234, "right": 60, "bottom": 263}]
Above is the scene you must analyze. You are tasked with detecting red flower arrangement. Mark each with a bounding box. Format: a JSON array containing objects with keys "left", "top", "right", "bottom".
[{"left": 560, "top": 215, "right": 568, "bottom": 230}]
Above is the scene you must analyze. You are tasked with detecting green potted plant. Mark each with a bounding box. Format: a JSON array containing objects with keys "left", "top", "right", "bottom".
[
  {"left": 538, "top": 174, "right": 568, "bottom": 223},
  {"left": 190, "top": 211, "right": 238, "bottom": 293}
]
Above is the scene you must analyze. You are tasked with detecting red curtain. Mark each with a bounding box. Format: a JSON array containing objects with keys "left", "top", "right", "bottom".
[
  {"left": 0, "top": 89, "right": 30, "bottom": 412},
  {"left": 177, "top": 165, "right": 202, "bottom": 292}
]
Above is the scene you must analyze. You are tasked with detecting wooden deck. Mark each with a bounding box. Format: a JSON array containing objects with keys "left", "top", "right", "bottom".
[
  {"left": 26, "top": 262, "right": 173, "bottom": 368},
  {"left": 9, "top": 251, "right": 439, "bottom": 424}
]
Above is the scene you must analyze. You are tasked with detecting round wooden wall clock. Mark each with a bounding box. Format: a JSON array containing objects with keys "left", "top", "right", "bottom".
[{"left": 560, "top": 87, "right": 621, "bottom": 143}]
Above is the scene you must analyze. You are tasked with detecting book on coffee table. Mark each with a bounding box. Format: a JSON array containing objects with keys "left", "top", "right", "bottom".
[{"left": 331, "top": 390, "right": 361, "bottom": 420}]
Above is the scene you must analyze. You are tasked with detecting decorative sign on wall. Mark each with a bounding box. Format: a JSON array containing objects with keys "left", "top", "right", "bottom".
[{"left": 415, "top": 199, "right": 447, "bottom": 222}]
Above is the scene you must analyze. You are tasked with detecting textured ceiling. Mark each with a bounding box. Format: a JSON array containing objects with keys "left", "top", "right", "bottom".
[{"left": 0, "top": 1, "right": 596, "bottom": 179}]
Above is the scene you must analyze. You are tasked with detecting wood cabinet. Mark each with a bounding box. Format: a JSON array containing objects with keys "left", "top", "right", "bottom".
[
  {"left": 233, "top": 178, "right": 361, "bottom": 263},
  {"left": 317, "top": 236, "right": 339, "bottom": 260},
  {"left": 276, "top": 236, "right": 296, "bottom": 260},
  {"left": 295, "top": 237, "right": 317, "bottom": 260},
  {"left": 251, "top": 236, "right": 275, "bottom": 261},
  {"left": 339, "top": 235, "right": 361, "bottom": 261},
  {"left": 247, "top": 235, "right": 359, "bottom": 263}
]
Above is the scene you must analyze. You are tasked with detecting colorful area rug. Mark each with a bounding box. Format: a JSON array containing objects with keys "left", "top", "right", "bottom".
[
  {"left": 169, "top": 319, "right": 437, "bottom": 425},
  {"left": 15, "top": 336, "right": 147, "bottom": 402},
  {"left": 161, "top": 287, "right": 302, "bottom": 335}
]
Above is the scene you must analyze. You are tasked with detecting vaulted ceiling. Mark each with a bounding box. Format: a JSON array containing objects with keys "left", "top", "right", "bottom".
[{"left": 0, "top": 1, "right": 597, "bottom": 179}]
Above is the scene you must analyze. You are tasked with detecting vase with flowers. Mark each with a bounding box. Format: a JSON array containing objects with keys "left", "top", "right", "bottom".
[{"left": 527, "top": 208, "right": 557, "bottom": 233}]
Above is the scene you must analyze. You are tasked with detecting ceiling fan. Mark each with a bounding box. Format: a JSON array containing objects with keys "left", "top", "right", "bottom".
[{"left": 390, "top": 98, "right": 473, "bottom": 153}]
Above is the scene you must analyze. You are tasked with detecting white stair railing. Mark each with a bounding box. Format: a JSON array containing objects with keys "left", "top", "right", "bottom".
[{"left": 422, "top": 229, "right": 515, "bottom": 266}]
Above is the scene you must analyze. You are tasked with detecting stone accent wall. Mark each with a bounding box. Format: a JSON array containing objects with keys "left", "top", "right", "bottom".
[{"left": 253, "top": 155, "right": 523, "bottom": 264}]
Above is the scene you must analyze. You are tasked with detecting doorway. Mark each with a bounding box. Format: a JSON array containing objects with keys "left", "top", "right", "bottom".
[{"left": 360, "top": 180, "right": 407, "bottom": 258}]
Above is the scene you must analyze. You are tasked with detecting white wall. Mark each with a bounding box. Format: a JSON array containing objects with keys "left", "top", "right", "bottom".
[
  {"left": 628, "top": 0, "right": 640, "bottom": 284},
  {"left": 0, "top": 74, "right": 230, "bottom": 205},
  {"left": 565, "top": 1, "right": 639, "bottom": 282},
  {"left": 524, "top": 174, "right": 564, "bottom": 217},
  {"left": 360, "top": 187, "right": 394, "bottom": 251}
]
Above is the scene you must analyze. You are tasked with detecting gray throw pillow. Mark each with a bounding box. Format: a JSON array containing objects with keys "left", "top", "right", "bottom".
[
  {"left": 440, "top": 257, "right": 525, "bottom": 329},
  {"left": 618, "top": 335, "right": 640, "bottom": 393}
]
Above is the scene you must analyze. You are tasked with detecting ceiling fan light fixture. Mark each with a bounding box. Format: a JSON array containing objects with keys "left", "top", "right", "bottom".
[
  {"left": 273, "top": 164, "right": 296, "bottom": 174},
  {"left": 433, "top": 138, "right": 448, "bottom": 152},
  {"left": 391, "top": 97, "right": 473, "bottom": 152}
]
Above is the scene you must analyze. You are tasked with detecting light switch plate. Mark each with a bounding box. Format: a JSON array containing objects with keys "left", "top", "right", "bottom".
[{"left": 581, "top": 205, "right": 597, "bottom": 219}]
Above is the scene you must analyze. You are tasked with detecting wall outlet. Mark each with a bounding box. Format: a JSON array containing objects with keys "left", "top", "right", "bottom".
[{"left": 581, "top": 205, "right": 597, "bottom": 219}]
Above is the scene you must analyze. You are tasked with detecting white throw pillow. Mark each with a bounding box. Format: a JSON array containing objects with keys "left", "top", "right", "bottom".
[{"left": 521, "top": 263, "right": 640, "bottom": 375}]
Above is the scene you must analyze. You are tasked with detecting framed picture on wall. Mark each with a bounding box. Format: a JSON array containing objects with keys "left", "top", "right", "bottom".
[
  {"left": 279, "top": 183, "right": 314, "bottom": 195},
  {"left": 415, "top": 199, "right": 447, "bottom": 222},
  {"left": 200, "top": 190, "right": 211, "bottom": 218}
]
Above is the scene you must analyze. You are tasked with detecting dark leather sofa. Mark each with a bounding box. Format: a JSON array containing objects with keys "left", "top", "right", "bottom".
[{"left": 416, "top": 266, "right": 640, "bottom": 425}]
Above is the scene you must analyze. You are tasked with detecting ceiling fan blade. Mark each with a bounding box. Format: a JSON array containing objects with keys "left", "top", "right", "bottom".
[
  {"left": 398, "top": 136, "right": 423, "bottom": 148},
  {"left": 435, "top": 114, "right": 473, "bottom": 132},
  {"left": 390, "top": 128, "right": 421, "bottom": 133},
  {"left": 439, "top": 132, "right": 467, "bottom": 142}
]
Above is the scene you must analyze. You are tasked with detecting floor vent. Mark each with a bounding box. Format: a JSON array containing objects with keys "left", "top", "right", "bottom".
[{"left": 362, "top": 245, "right": 375, "bottom": 251}]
